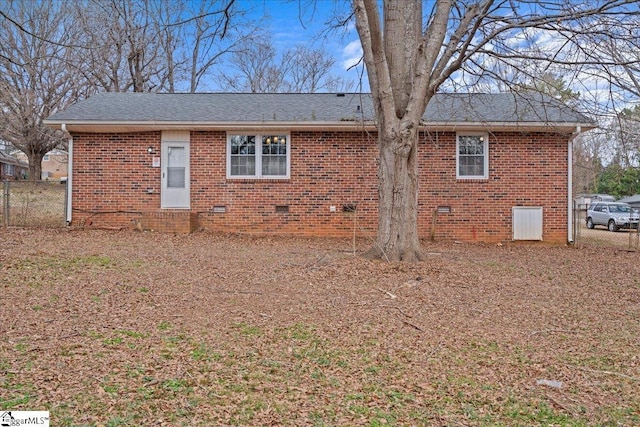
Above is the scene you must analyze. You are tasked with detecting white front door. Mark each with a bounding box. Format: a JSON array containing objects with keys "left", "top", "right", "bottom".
[{"left": 161, "top": 140, "right": 190, "bottom": 208}]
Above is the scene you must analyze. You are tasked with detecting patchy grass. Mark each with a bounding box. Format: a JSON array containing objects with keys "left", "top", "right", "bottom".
[
  {"left": 4, "top": 181, "right": 66, "bottom": 227},
  {"left": 1, "top": 229, "right": 639, "bottom": 426}
]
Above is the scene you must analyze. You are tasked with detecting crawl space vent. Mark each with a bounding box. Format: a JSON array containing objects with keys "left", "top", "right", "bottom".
[{"left": 512, "top": 207, "right": 543, "bottom": 240}]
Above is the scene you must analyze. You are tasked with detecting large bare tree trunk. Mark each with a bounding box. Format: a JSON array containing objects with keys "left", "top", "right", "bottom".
[
  {"left": 369, "top": 125, "right": 423, "bottom": 261},
  {"left": 27, "top": 152, "right": 45, "bottom": 181}
]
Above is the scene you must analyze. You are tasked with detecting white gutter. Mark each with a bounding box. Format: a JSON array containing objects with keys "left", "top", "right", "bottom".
[
  {"left": 43, "top": 120, "right": 595, "bottom": 134},
  {"left": 62, "top": 124, "right": 73, "bottom": 225},
  {"left": 568, "top": 126, "right": 581, "bottom": 243}
]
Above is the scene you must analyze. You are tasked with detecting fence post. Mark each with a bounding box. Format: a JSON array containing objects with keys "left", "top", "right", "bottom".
[
  {"left": 630, "top": 218, "right": 639, "bottom": 251},
  {"left": 572, "top": 200, "right": 579, "bottom": 246},
  {"left": 64, "top": 179, "right": 68, "bottom": 226},
  {"left": 572, "top": 200, "right": 576, "bottom": 245},
  {"left": 3, "top": 180, "right": 9, "bottom": 228}
]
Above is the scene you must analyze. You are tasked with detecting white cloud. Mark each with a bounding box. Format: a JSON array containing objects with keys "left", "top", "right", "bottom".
[{"left": 341, "top": 40, "right": 363, "bottom": 70}]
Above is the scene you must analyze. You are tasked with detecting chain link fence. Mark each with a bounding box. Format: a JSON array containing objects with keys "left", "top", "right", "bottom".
[
  {"left": 1, "top": 180, "right": 67, "bottom": 228},
  {"left": 573, "top": 200, "right": 640, "bottom": 250}
]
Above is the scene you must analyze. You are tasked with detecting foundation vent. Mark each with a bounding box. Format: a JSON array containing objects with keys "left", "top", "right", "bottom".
[{"left": 512, "top": 206, "right": 543, "bottom": 240}]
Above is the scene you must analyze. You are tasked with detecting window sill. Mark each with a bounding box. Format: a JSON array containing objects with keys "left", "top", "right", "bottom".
[
  {"left": 226, "top": 177, "right": 290, "bottom": 183},
  {"left": 456, "top": 177, "right": 489, "bottom": 182}
]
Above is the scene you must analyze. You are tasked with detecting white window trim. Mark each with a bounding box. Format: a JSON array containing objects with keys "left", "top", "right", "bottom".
[
  {"left": 456, "top": 132, "right": 489, "bottom": 180},
  {"left": 226, "top": 132, "right": 291, "bottom": 179}
]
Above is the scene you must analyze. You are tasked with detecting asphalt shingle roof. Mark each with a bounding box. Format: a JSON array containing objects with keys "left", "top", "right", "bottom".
[
  {"left": 46, "top": 92, "right": 593, "bottom": 126},
  {"left": 618, "top": 194, "right": 640, "bottom": 204}
]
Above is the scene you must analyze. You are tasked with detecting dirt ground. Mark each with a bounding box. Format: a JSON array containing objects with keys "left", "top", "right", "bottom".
[{"left": 1, "top": 229, "right": 639, "bottom": 426}]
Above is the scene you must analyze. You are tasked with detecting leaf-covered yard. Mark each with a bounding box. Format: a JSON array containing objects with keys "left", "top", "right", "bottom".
[{"left": 1, "top": 229, "right": 639, "bottom": 426}]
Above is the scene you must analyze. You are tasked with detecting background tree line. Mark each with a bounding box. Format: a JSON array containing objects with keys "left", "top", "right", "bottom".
[{"left": 573, "top": 105, "right": 640, "bottom": 199}]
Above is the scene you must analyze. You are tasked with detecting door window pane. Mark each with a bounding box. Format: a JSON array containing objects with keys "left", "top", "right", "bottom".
[
  {"left": 167, "top": 146, "right": 185, "bottom": 188},
  {"left": 167, "top": 167, "right": 185, "bottom": 188}
]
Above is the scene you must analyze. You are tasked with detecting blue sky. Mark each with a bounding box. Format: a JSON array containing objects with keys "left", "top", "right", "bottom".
[{"left": 239, "top": 0, "right": 365, "bottom": 90}]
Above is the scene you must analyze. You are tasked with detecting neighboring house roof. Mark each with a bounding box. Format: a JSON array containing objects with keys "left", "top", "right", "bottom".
[
  {"left": 0, "top": 150, "right": 28, "bottom": 167},
  {"left": 12, "top": 149, "right": 68, "bottom": 158},
  {"left": 44, "top": 92, "right": 595, "bottom": 133},
  {"left": 45, "top": 148, "right": 68, "bottom": 156},
  {"left": 618, "top": 194, "right": 640, "bottom": 204},
  {"left": 581, "top": 193, "right": 617, "bottom": 202}
]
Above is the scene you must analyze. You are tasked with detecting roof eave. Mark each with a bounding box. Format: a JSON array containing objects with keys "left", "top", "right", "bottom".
[
  {"left": 423, "top": 121, "right": 596, "bottom": 133},
  {"left": 43, "top": 119, "right": 596, "bottom": 134}
]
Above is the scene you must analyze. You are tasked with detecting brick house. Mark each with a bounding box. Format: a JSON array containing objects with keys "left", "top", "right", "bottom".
[
  {"left": 44, "top": 92, "right": 594, "bottom": 243},
  {"left": 0, "top": 150, "right": 28, "bottom": 180}
]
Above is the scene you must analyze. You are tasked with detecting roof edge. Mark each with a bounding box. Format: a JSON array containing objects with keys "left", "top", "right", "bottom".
[{"left": 44, "top": 119, "right": 595, "bottom": 134}]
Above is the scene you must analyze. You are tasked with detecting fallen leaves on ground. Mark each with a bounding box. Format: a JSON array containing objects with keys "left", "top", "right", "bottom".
[{"left": 1, "top": 229, "right": 639, "bottom": 426}]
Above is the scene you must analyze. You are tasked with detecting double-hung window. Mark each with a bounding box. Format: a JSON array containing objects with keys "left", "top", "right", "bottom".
[
  {"left": 227, "top": 133, "right": 290, "bottom": 179},
  {"left": 456, "top": 133, "right": 488, "bottom": 179}
]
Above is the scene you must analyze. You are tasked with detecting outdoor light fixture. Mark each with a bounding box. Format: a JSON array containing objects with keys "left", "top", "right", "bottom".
[
  {"left": 147, "top": 146, "right": 154, "bottom": 154},
  {"left": 265, "top": 136, "right": 285, "bottom": 145}
]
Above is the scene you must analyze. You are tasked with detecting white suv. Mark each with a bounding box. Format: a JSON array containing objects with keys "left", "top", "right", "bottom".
[{"left": 586, "top": 202, "right": 640, "bottom": 232}]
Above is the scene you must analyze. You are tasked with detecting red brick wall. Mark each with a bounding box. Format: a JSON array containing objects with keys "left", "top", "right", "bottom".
[
  {"left": 70, "top": 129, "right": 569, "bottom": 243},
  {"left": 71, "top": 132, "right": 162, "bottom": 229},
  {"left": 417, "top": 131, "right": 569, "bottom": 243}
]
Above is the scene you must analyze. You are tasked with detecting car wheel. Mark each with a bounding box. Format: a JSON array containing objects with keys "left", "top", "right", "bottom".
[
  {"left": 586, "top": 217, "right": 594, "bottom": 229},
  {"left": 608, "top": 219, "right": 618, "bottom": 232}
]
